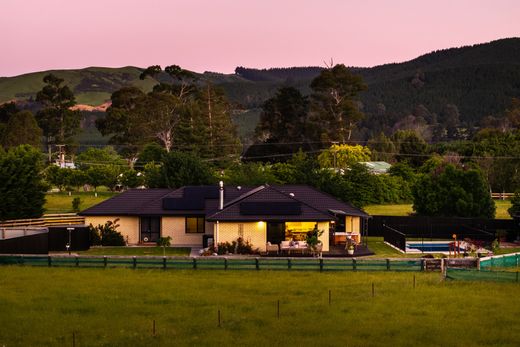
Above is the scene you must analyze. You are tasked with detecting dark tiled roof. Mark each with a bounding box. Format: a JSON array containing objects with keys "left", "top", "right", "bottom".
[
  {"left": 206, "top": 186, "right": 334, "bottom": 222},
  {"left": 79, "top": 189, "right": 174, "bottom": 216},
  {"left": 272, "top": 185, "right": 369, "bottom": 218},
  {"left": 79, "top": 186, "right": 255, "bottom": 216},
  {"left": 79, "top": 184, "right": 369, "bottom": 220}
]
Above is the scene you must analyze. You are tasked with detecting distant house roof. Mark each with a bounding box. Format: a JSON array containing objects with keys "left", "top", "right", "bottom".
[
  {"left": 359, "top": 161, "right": 392, "bottom": 174},
  {"left": 80, "top": 184, "right": 369, "bottom": 220}
]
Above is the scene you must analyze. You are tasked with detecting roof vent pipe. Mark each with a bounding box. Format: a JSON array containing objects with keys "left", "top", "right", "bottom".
[{"left": 219, "top": 181, "right": 224, "bottom": 210}]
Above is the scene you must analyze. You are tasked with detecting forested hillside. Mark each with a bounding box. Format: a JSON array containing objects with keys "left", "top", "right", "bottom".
[{"left": 1, "top": 38, "right": 519, "bottom": 142}]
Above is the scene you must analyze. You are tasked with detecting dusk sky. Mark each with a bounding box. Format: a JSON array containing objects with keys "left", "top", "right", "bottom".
[{"left": 2, "top": 0, "right": 519, "bottom": 77}]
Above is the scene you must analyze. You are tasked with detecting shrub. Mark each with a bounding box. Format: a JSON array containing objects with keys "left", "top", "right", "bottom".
[
  {"left": 89, "top": 219, "right": 125, "bottom": 246},
  {"left": 215, "top": 238, "right": 255, "bottom": 255},
  {"left": 71, "top": 197, "right": 81, "bottom": 212}
]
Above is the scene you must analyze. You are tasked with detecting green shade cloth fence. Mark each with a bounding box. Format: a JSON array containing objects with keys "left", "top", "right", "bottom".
[
  {"left": 0, "top": 255, "right": 424, "bottom": 272},
  {"left": 446, "top": 267, "right": 519, "bottom": 283},
  {"left": 480, "top": 252, "right": 520, "bottom": 269}
]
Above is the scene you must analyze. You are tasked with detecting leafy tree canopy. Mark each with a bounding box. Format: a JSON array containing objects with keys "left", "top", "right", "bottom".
[
  {"left": 0, "top": 145, "right": 47, "bottom": 220},
  {"left": 318, "top": 144, "right": 371, "bottom": 169},
  {"left": 412, "top": 161, "right": 495, "bottom": 218}
]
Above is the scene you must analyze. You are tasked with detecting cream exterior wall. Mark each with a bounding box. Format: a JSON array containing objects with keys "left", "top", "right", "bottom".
[
  {"left": 345, "top": 216, "right": 361, "bottom": 243},
  {"left": 317, "top": 221, "right": 330, "bottom": 252},
  {"left": 215, "top": 221, "right": 330, "bottom": 253},
  {"left": 85, "top": 215, "right": 213, "bottom": 246},
  {"left": 161, "top": 217, "right": 213, "bottom": 247},
  {"left": 85, "top": 216, "right": 139, "bottom": 245},
  {"left": 216, "top": 222, "right": 267, "bottom": 252}
]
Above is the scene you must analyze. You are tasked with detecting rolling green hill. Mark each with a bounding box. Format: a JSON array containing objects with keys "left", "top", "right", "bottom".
[{"left": 1, "top": 38, "right": 519, "bottom": 141}]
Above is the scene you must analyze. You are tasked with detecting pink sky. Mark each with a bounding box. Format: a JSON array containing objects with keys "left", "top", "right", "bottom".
[{"left": 1, "top": 0, "right": 519, "bottom": 77}]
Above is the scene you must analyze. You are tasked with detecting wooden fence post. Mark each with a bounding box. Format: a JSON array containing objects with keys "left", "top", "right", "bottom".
[
  {"left": 353, "top": 258, "right": 357, "bottom": 271},
  {"left": 319, "top": 258, "right": 324, "bottom": 272},
  {"left": 192, "top": 257, "right": 197, "bottom": 269},
  {"left": 224, "top": 257, "right": 228, "bottom": 270},
  {"left": 386, "top": 259, "right": 390, "bottom": 271},
  {"left": 75, "top": 256, "right": 79, "bottom": 267},
  {"left": 103, "top": 256, "right": 107, "bottom": 268},
  {"left": 163, "top": 257, "right": 166, "bottom": 270},
  {"left": 48, "top": 256, "right": 52, "bottom": 267},
  {"left": 255, "top": 257, "right": 259, "bottom": 270},
  {"left": 288, "top": 258, "right": 292, "bottom": 270},
  {"left": 133, "top": 256, "right": 137, "bottom": 269}
]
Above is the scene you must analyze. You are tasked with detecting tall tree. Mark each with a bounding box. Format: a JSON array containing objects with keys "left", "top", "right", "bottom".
[
  {"left": 96, "top": 87, "right": 149, "bottom": 161},
  {"left": 145, "top": 151, "right": 216, "bottom": 188},
  {"left": 244, "top": 87, "right": 311, "bottom": 161},
  {"left": 36, "top": 74, "right": 80, "bottom": 145},
  {"left": 310, "top": 64, "right": 367, "bottom": 143},
  {"left": 392, "top": 130, "right": 429, "bottom": 168},
  {"left": 2, "top": 111, "right": 43, "bottom": 149},
  {"left": 0, "top": 145, "right": 47, "bottom": 220}
]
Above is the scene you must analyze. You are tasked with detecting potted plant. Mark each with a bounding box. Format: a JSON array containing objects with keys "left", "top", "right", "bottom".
[
  {"left": 306, "top": 225, "right": 324, "bottom": 257},
  {"left": 347, "top": 243, "right": 355, "bottom": 255}
]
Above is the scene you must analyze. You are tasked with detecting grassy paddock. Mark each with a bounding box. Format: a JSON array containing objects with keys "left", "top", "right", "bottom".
[
  {"left": 44, "top": 191, "right": 118, "bottom": 214},
  {"left": 364, "top": 200, "right": 512, "bottom": 219},
  {"left": 0, "top": 267, "right": 518, "bottom": 347}
]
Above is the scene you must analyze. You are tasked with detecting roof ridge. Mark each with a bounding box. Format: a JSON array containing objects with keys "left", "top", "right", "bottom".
[
  {"left": 207, "top": 185, "right": 269, "bottom": 220},
  {"left": 223, "top": 185, "right": 266, "bottom": 208}
]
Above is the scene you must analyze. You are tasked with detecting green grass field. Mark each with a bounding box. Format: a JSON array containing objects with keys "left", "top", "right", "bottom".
[
  {"left": 44, "top": 191, "right": 118, "bottom": 214},
  {"left": 364, "top": 200, "right": 512, "bottom": 219},
  {"left": 0, "top": 267, "right": 518, "bottom": 346},
  {"left": 74, "top": 247, "right": 191, "bottom": 256}
]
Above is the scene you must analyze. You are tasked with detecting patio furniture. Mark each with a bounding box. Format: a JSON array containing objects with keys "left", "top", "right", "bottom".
[
  {"left": 280, "top": 240, "right": 308, "bottom": 255},
  {"left": 266, "top": 242, "right": 280, "bottom": 255}
]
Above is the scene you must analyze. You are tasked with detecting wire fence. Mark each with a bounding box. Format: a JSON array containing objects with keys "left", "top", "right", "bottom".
[{"left": 0, "top": 255, "right": 426, "bottom": 272}]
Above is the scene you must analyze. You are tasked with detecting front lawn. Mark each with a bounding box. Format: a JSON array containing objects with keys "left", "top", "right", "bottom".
[
  {"left": 0, "top": 267, "right": 518, "bottom": 346},
  {"left": 71, "top": 247, "right": 191, "bottom": 256}
]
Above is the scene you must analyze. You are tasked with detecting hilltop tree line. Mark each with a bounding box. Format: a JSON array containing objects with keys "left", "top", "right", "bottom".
[{"left": 1, "top": 58, "right": 520, "bottom": 222}]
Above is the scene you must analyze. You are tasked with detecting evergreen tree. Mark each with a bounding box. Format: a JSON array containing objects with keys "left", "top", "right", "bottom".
[
  {"left": 36, "top": 74, "right": 81, "bottom": 146},
  {"left": 310, "top": 64, "right": 366, "bottom": 143},
  {"left": 1, "top": 111, "right": 42, "bottom": 149}
]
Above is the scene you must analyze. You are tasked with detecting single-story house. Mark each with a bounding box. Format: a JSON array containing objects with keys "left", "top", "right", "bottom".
[{"left": 79, "top": 184, "right": 369, "bottom": 253}]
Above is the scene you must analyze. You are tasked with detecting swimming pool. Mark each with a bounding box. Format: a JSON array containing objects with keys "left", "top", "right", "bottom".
[{"left": 406, "top": 241, "right": 465, "bottom": 253}]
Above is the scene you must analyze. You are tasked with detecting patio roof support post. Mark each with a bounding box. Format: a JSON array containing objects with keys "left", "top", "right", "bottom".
[{"left": 215, "top": 221, "right": 219, "bottom": 249}]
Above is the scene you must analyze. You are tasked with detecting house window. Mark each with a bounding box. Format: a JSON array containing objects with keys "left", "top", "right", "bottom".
[{"left": 186, "top": 217, "right": 205, "bottom": 233}]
